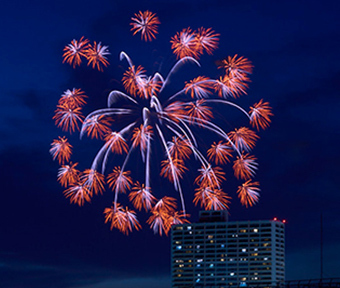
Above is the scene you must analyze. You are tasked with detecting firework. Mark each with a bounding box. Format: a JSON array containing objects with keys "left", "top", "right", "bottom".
[
  {"left": 171, "top": 27, "right": 219, "bottom": 60},
  {"left": 62, "top": 38, "right": 109, "bottom": 71},
  {"left": 52, "top": 11, "right": 272, "bottom": 235},
  {"left": 50, "top": 136, "right": 72, "bottom": 164},
  {"left": 130, "top": 11, "right": 160, "bottom": 42},
  {"left": 62, "top": 37, "right": 89, "bottom": 68},
  {"left": 85, "top": 42, "right": 110, "bottom": 72},
  {"left": 104, "top": 203, "right": 141, "bottom": 235},
  {"left": 57, "top": 162, "right": 80, "bottom": 187},
  {"left": 129, "top": 182, "right": 156, "bottom": 211},
  {"left": 237, "top": 180, "right": 260, "bottom": 207},
  {"left": 53, "top": 103, "right": 84, "bottom": 133}
]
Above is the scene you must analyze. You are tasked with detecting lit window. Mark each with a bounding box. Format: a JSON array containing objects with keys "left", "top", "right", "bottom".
[
  {"left": 187, "top": 226, "right": 192, "bottom": 230},
  {"left": 264, "top": 257, "right": 268, "bottom": 261},
  {"left": 242, "top": 248, "right": 247, "bottom": 252},
  {"left": 196, "top": 264, "right": 201, "bottom": 267},
  {"left": 196, "top": 279, "right": 200, "bottom": 283},
  {"left": 208, "top": 235, "right": 213, "bottom": 239},
  {"left": 253, "top": 228, "right": 258, "bottom": 232},
  {"left": 176, "top": 245, "right": 182, "bottom": 250},
  {"left": 209, "top": 264, "right": 214, "bottom": 267},
  {"left": 230, "top": 272, "right": 235, "bottom": 276},
  {"left": 254, "top": 248, "right": 258, "bottom": 251},
  {"left": 197, "top": 259, "right": 203, "bottom": 263},
  {"left": 196, "top": 245, "right": 200, "bottom": 249},
  {"left": 221, "top": 244, "right": 225, "bottom": 248}
]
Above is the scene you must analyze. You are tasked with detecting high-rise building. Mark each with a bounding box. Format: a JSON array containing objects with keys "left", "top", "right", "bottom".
[{"left": 171, "top": 210, "right": 285, "bottom": 288}]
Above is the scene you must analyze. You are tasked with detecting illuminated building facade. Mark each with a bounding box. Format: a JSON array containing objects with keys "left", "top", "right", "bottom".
[{"left": 171, "top": 211, "right": 285, "bottom": 288}]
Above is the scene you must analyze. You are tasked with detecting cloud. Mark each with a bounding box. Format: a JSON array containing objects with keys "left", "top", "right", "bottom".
[
  {"left": 0, "top": 89, "right": 56, "bottom": 152},
  {"left": 0, "top": 259, "right": 57, "bottom": 272},
  {"left": 286, "top": 242, "right": 340, "bottom": 280},
  {"left": 75, "top": 275, "right": 171, "bottom": 288},
  {"left": 0, "top": 253, "right": 171, "bottom": 288}
]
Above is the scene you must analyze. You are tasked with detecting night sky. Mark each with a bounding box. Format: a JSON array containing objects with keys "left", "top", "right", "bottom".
[{"left": 1, "top": 0, "right": 340, "bottom": 287}]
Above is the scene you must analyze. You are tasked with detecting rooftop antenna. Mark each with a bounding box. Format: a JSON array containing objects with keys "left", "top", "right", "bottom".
[{"left": 320, "top": 212, "right": 323, "bottom": 280}]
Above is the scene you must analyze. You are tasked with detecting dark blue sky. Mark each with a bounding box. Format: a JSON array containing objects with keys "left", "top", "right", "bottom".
[{"left": 1, "top": 0, "right": 340, "bottom": 287}]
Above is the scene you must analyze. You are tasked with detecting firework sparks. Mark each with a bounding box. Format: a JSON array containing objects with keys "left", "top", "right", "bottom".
[
  {"left": 107, "top": 167, "right": 133, "bottom": 194},
  {"left": 130, "top": 11, "right": 160, "bottom": 42},
  {"left": 81, "top": 169, "right": 105, "bottom": 195},
  {"left": 53, "top": 104, "right": 84, "bottom": 133},
  {"left": 104, "top": 132, "right": 129, "bottom": 154},
  {"left": 237, "top": 180, "right": 260, "bottom": 207},
  {"left": 147, "top": 197, "right": 184, "bottom": 236},
  {"left": 185, "top": 99, "right": 213, "bottom": 125},
  {"left": 219, "top": 54, "right": 253, "bottom": 79},
  {"left": 104, "top": 203, "right": 141, "bottom": 235},
  {"left": 50, "top": 136, "right": 72, "bottom": 164},
  {"left": 131, "top": 125, "right": 153, "bottom": 152},
  {"left": 85, "top": 42, "right": 110, "bottom": 71},
  {"left": 228, "top": 127, "right": 259, "bottom": 152},
  {"left": 195, "top": 165, "right": 226, "bottom": 189},
  {"left": 57, "top": 162, "right": 80, "bottom": 187},
  {"left": 171, "top": 28, "right": 202, "bottom": 60},
  {"left": 196, "top": 27, "right": 220, "bottom": 55},
  {"left": 62, "top": 38, "right": 109, "bottom": 71},
  {"left": 160, "top": 158, "right": 188, "bottom": 183},
  {"left": 63, "top": 182, "right": 91, "bottom": 206},
  {"left": 59, "top": 88, "right": 87, "bottom": 108},
  {"left": 171, "top": 27, "right": 220, "bottom": 60},
  {"left": 249, "top": 99, "right": 273, "bottom": 130},
  {"left": 233, "top": 153, "right": 258, "bottom": 180},
  {"left": 207, "top": 141, "right": 233, "bottom": 165},
  {"left": 81, "top": 115, "right": 112, "bottom": 140},
  {"left": 193, "top": 186, "right": 231, "bottom": 210},
  {"left": 129, "top": 182, "right": 155, "bottom": 211},
  {"left": 214, "top": 74, "right": 248, "bottom": 98},
  {"left": 184, "top": 76, "right": 213, "bottom": 99},
  {"left": 62, "top": 37, "right": 89, "bottom": 68},
  {"left": 52, "top": 11, "right": 272, "bottom": 235},
  {"left": 168, "top": 136, "right": 192, "bottom": 160}
]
